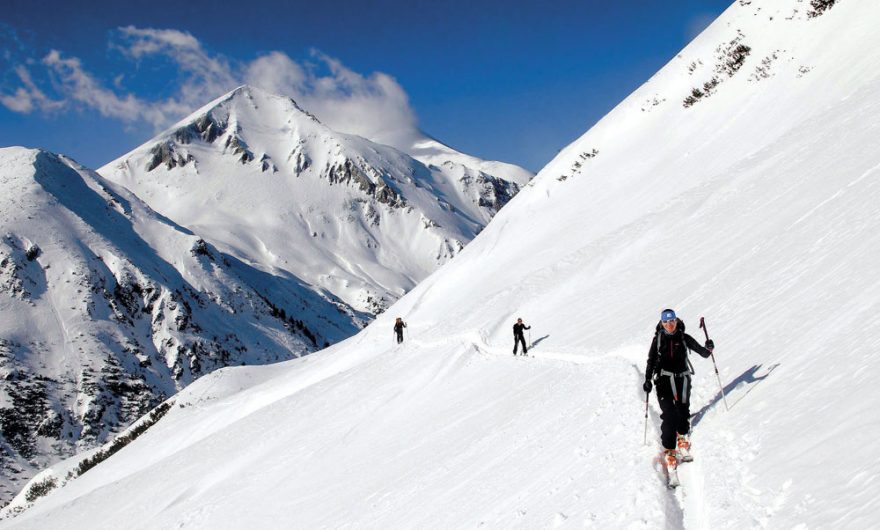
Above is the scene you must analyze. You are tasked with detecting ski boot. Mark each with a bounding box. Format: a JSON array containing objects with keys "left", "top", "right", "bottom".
[
  {"left": 664, "top": 448, "right": 679, "bottom": 488},
  {"left": 677, "top": 434, "right": 693, "bottom": 463},
  {"left": 664, "top": 448, "right": 678, "bottom": 470}
]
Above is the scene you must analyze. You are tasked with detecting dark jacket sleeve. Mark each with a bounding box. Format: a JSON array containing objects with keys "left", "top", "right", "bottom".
[
  {"left": 645, "top": 335, "right": 659, "bottom": 381},
  {"left": 685, "top": 333, "right": 712, "bottom": 358}
]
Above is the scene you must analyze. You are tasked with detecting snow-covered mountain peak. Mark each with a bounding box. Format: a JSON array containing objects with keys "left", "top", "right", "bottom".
[
  {"left": 6, "top": 1, "right": 878, "bottom": 527},
  {"left": 0, "top": 145, "right": 363, "bottom": 506},
  {"left": 2, "top": 147, "right": 72, "bottom": 188},
  {"left": 100, "top": 86, "right": 531, "bottom": 317},
  {"left": 123, "top": 83, "right": 328, "bottom": 174},
  {"left": 2, "top": 79, "right": 532, "bottom": 507},
  {"left": 175, "top": 84, "right": 321, "bottom": 130}
]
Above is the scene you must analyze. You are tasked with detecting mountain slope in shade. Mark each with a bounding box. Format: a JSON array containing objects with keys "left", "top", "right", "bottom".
[
  {"left": 0, "top": 147, "right": 361, "bottom": 505},
  {"left": 99, "top": 86, "right": 532, "bottom": 315},
  {"left": 5, "top": 1, "right": 880, "bottom": 528}
]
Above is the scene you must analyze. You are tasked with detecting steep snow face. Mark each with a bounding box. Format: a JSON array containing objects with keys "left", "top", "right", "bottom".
[
  {"left": 99, "top": 86, "right": 532, "bottom": 315},
  {"left": 0, "top": 147, "right": 361, "bottom": 506},
  {"left": 5, "top": 1, "right": 880, "bottom": 528}
]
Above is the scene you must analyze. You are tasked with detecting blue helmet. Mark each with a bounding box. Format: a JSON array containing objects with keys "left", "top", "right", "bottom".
[{"left": 660, "top": 309, "right": 676, "bottom": 322}]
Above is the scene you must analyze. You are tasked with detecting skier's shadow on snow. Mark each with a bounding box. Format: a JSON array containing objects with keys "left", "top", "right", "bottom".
[
  {"left": 529, "top": 335, "right": 550, "bottom": 349},
  {"left": 691, "top": 363, "right": 780, "bottom": 427}
]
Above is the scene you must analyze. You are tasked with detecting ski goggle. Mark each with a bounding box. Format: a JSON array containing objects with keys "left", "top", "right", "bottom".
[{"left": 661, "top": 318, "right": 676, "bottom": 324}]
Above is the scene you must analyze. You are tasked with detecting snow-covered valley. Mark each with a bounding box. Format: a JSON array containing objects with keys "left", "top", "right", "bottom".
[{"left": 0, "top": 87, "right": 530, "bottom": 505}]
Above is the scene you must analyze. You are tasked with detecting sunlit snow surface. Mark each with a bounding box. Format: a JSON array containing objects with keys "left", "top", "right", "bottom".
[
  {"left": 98, "top": 85, "right": 532, "bottom": 316},
  {"left": 4, "top": 1, "right": 880, "bottom": 528},
  {"left": 0, "top": 65, "right": 531, "bottom": 510}
]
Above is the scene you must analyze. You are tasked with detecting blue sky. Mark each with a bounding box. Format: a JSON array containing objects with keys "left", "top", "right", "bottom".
[{"left": 1, "top": 0, "right": 733, "bottom": 172}]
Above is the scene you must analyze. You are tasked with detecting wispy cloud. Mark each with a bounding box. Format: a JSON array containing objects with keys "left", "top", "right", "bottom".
[
  {"left": 43, "top": 50, "right": 151, "bottom": 123},
  {"left": 1, "top": 26, "right": 420, "bottom": 149},
  {"left": 113, "top": 26, "right": 237, "bottom": 108},
  {"left": 0, "top": 65, "right": 64, "bottom": 113},
  {"left": 244, "top": 51, "right": 306, "bottom": 98},
  {"left": 293, "top": 51, "right": 418, "bottom": 149}
]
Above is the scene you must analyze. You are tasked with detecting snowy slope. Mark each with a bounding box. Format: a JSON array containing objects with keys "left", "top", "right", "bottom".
[
  {"left": 0, "top": 147, "right": 361, "bottom": 505},
  {"left": 5, "top": 0, "right": 880, "bottom": 528},
  {"left": 99, "top": 86, "right": 531, "bottom": 315}
]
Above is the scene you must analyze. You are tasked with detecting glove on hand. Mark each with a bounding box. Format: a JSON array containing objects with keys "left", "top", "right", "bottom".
[
  {"left": 643, "top": 379, "right": 653, "bottom": 393},
  {"left": 705, "top": 339, "right": 715, "bottom": 352}
]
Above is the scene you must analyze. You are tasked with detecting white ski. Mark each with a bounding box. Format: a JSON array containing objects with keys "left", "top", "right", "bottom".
[
  {"left": 667, "top": 467, "right": 680, "bottom": 489},
  {"left": 678, "top": 448, "right": 694, "bottom": 463}
]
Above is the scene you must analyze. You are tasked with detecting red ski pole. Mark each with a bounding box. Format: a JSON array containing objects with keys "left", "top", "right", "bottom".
[{"left": 700, "top": 317, "right": 729, "bottom": 411}]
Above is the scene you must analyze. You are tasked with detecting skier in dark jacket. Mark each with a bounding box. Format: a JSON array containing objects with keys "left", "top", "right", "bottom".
[
  {"left": 512, "top": 318, "right": 530, "bottom": 355},
  {"left": 393, "top": 317, "right": 407, "bottom": 344},
  {"left": 643, "top": 309, "right": 714, "bottom": 468}
]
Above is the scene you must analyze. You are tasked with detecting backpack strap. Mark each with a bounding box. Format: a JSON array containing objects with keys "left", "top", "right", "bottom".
[{"left": 683, "top": 335, "right": 696, "bottom": 375}]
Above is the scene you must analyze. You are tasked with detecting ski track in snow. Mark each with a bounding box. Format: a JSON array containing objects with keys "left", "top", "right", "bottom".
[
  {"left": 382, "top": 327, "right": 779, "bottom": 530},
  {"left": 407, "top": 333, "right": 717, "bottom": 530}
]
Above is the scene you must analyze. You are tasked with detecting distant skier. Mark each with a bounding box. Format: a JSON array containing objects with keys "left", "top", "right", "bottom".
[
  {"left": 513, "top": 318, "right": 531, "bottom": 355},
  {"left": 643, "top": 309, "right": 714, "bottom": 472},
  {"left": 393, "top": 317, "right": 407, "bottom": 344}
]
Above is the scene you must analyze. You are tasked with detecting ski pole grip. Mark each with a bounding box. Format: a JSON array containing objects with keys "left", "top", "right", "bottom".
[{"left": 699, "top": 316, "right": 710, "bottom": 341}]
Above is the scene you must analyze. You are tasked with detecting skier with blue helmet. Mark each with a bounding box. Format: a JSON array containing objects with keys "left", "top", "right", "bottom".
[{"left": 643, "top": 309, "right": 715, "bottom": 472}]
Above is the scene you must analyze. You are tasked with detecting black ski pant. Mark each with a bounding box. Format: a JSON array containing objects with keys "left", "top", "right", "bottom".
[
  {"left": 396, "top": 331, "right": 404, "bottom": 344},
  {"left": 655, "top": 373, "right": 692, "bottom": 450},
  {"left": 513, "top": 334, "right": 527, "bottom": 354}
]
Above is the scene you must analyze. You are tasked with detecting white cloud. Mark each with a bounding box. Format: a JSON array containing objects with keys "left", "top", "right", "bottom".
[
  {"left": 240, "top": 49, "right": 420, "bottom": 149},
  {"left": 244, "top": 52, "right": 306, "bottom": 96},
  {"left": 294, "top": 52, "right": 419, "bottom": 149},
  {"left": 116, "top": 27, "right": 202, "bottom": 59},
  {"left": 115, "top": 26, "right": 236, "bottom": 96},
  {"left": 0, "top": 65, "right": 64, "bottom": 113},
  {"left": 43, "top": 50, "right": 145, "bottom": 123},
  {"left": 34, "top": 49, "right": 193, "bottom": 130},
  {"left": 1, "top": 27, "right": 421, "bottom": 150},
  {"left": 0, "top": 87, "right": 34, "bottom": 112}
]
